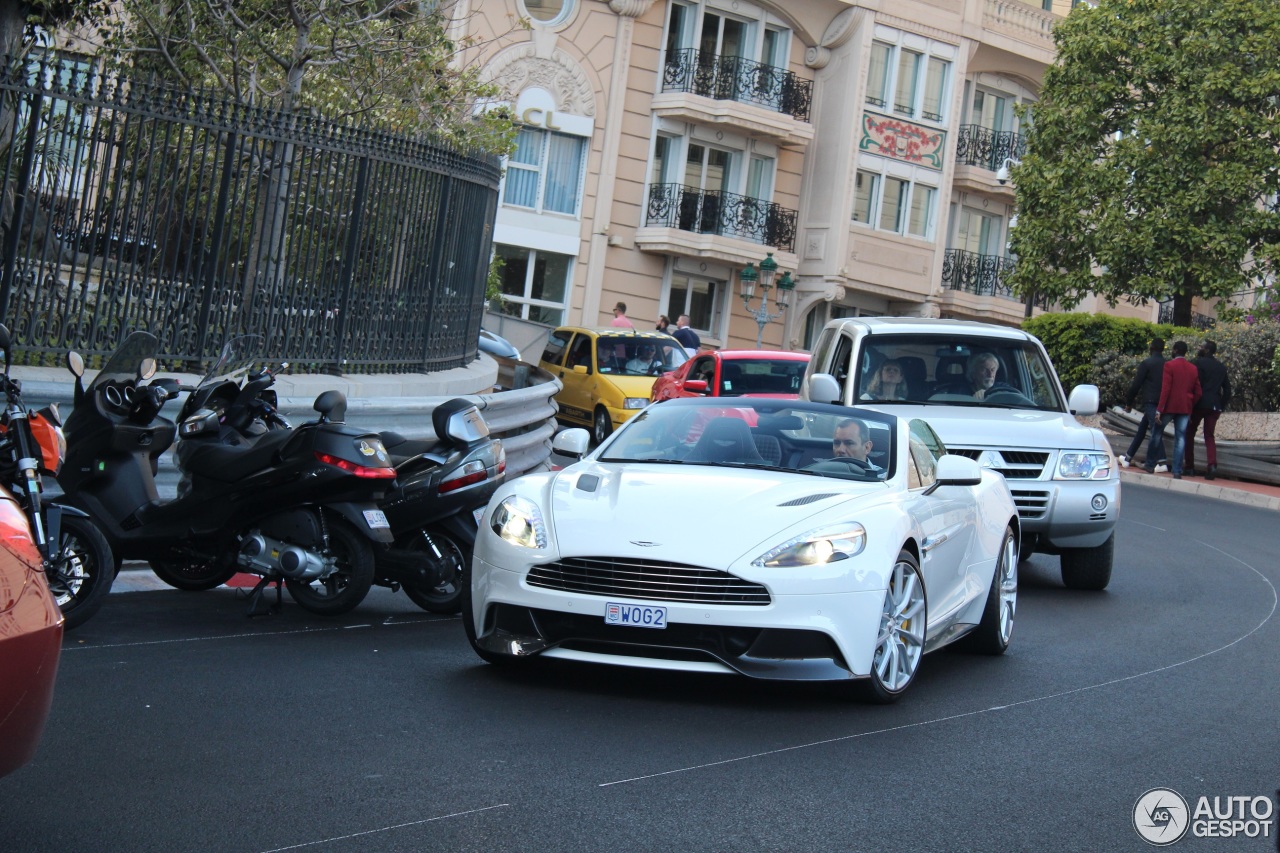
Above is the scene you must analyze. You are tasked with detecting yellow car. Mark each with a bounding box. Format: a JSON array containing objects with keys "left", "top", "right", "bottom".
[{"left": 539, "top": 326, "right": 691, "bottom": 444}]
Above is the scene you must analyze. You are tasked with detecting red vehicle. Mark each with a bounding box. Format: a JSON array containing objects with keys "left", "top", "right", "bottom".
[
  {"left": 651, "top": 350, "right": 810, "bottom": 403},
  {"left": 0, "top": 484, "right": 63, "bottom": 778}
]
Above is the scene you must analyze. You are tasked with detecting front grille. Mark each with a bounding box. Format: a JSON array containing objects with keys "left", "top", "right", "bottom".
[
  {"left": 527, "top": 557, "right": 772, "bottom": 605},
  {"left": 949, "top": 447, "right": 1050, "bottom": 479},
  {"left": 1010, "top": 488, "right": 1051, "bottom": 520}
]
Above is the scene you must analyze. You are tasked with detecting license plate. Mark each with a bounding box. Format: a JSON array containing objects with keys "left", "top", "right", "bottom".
[
  {"left": 363, "top": 509, "right": 390, "bottom": 529},
  {"left": 604, "top": 602, "right": 666, "bottom": 629}
]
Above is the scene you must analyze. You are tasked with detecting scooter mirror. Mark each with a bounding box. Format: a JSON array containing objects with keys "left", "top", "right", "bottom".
[
  {"left": 139, "top": 358, "right": 157, "bottom": 380},
  {"left": 0, "top": 323, "right": 10, "bottom": 356},
  {"left": 67, "top": 350, "right": 85, "bottom": 378}
]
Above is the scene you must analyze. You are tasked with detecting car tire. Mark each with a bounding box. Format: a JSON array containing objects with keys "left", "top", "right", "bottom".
[
  {"left": 592, "top": 406, "right": 613, "bottom": 446},
  {"left": 1060, "top": 532, "right": 1114, "bottom": 591},
  {"left": 961, "top": 526, "right": 1017, "bottom": 655},
  {"left": 853, "top": 550, "right": 927, "bottom": 704}
]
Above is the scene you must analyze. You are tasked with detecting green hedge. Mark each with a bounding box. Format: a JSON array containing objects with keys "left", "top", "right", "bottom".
[{"left": 1022, "top": 313, "right": 1280, "bottom": 412}]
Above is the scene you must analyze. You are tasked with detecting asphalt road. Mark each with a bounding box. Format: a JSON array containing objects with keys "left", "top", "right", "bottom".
[{"left": 1, "top": 484, "right": 1277, "bottom": 852}]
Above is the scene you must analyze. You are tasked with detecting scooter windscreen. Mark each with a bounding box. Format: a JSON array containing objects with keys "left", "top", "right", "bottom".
[
  {"left": 176, "top": 335, "right": 265, "bottom": 422},
  {"left": 87, "top": 331, "right": 159, "bottom": 392}
]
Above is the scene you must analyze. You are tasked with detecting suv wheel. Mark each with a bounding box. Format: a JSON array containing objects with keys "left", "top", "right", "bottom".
[{"left": 1060, "top": 533, "right": 1114, "bottom": 591}]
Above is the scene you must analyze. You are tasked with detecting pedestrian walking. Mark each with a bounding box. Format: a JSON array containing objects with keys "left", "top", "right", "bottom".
[
  {"left": 1152, "top": 340, "right": 1201, "bottom": 479},
  {"left": 671, "top": 314, "right": 700, "bottom": 355},
  {"left": 1184, "top": 339, "right": 1231, "bottom": 480},
  {"left": 610, "top": 302, "right": 633, "bottom": 327},
  {"left": 1119, "top": 338, "right": 1167, "bottom": 472}
]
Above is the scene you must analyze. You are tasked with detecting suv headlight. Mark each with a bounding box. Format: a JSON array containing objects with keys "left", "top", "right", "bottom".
[
  {"left": 624, "top": 398, "right": 648, "bottom": 409},
  {"left": 753, "top": 523, "right": 866, "bottom": 567},
  {"left": 490, "top": 495, "right": 548, "bottom": 548},
  {"left": 1055, "top": 452, "right": 1112, "bottom": 480}
]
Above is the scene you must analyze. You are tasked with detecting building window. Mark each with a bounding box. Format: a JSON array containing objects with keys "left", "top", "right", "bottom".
[
  {"left": 493, "top": 244, "right": 572, "bottom": 326},
  {"left": 864, "top": 39, "right": 950, "bottom": 124},
  {"left": 501, "top": 127, "right": 586, "bottom": 216},
  {"left": 851, "top": 168, "right": 937, "bottom": 240},
  {"left": 521, "top": 0, "right": 574, "bottom": 26},
  {"left": 667, "top": 273, "right": 725, "bottom": 338}
]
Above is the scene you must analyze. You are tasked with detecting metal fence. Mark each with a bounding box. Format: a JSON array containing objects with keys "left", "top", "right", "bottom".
[
  {"left": 645, "top": 183, "right": 798, "bottom": 252},
  {"left": 0, "top": 54, "right": 500, "bottom": 373},
  {"left": 661, "top": 49, "right": 812, "bottom": 122}
]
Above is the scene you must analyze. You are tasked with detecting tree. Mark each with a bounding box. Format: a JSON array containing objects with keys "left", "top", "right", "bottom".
[{"left": 1007, "top": 0, "right": 1280, "bottom": 327}]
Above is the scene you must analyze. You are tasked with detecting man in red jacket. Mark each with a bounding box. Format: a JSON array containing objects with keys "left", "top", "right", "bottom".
[{"left": 1151, "top": 340, "right": 1202, "bottom": 479}]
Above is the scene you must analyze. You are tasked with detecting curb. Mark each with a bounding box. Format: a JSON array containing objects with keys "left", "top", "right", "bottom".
[{"left": 1119, "top": 469, "right": 1280, "bottom": 513}]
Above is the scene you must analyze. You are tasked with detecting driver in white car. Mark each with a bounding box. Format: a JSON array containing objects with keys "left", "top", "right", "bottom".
[{"left": 832, "top": 417, "right": 883, "bottom": 472}]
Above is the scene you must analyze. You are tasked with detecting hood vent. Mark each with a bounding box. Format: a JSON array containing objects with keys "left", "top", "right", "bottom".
[{"left": 778, "top": 493, "right": 839, "bottom": 507}]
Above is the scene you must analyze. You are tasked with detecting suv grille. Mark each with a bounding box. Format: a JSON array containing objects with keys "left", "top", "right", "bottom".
[
  {"left": 527, "top": 557, "right": 772, "bottom": 605},
  {"left": 949, "top": 448, "right": 1050, "bottom": 479}
]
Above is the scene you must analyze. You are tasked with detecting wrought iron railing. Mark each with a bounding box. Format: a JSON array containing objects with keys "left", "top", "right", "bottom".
[
  {"left": 955, "top": 125, "right": 1026, "bottom": 172},
  {"left": 1157, "top": 302, "right": 1216, "bottom": 329},
  {"left": 645, "top": 183, "right": 797, "bottom": 253},
  {"left": 942, "top": 249, "right": 1025, "bottom": 302},
  {"left": 0, "top": 54, "right": 500, "bottom": 373},
  {"left": 661, "top": 49, "right": 812, "bottom": 122}
]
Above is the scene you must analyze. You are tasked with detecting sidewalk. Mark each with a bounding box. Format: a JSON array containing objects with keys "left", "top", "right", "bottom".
[{"left": 1118, "top": 466, "right": 1280, "bottom": 512}]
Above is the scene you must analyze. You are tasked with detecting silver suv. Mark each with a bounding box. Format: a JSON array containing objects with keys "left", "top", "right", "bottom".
[{"left": 802, "top": 317, "right": 1118, "bottom": 590}]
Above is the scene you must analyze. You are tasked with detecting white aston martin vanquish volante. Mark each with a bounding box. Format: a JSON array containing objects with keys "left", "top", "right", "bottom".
[{"left": 466, "top": 398, "right": 1020, "bottom": 702}]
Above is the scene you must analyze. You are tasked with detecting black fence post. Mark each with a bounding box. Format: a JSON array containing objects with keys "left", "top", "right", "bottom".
[
  {"left": 193, "top": 130, "right": 238, "bottom": 363},
  {"left": 0, "top": 88, "right": 43, "bottom": 325},
  {"left": 330, "top": 155, "right": 370, "bottom": 374},
  {"left": 420, "top": 174, "right": 454, "bottom": 372}
]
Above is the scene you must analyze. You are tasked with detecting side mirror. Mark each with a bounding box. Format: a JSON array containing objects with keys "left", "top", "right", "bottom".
[
  {"left": 0, "top": 323, "right": 11, "bottom": 361},
  {"left": 928, "top": 454, "right": 983, "bottom": 492},
  {"left": 551, "top": 428, "right": 590, "bottom": 461},
  {"left": 67, "top": 350, "right": 85, "bottom": 378},
  {"left": 682, "top": 379, "right": 708, "bottom": 394},
  {"left": 139, "top": 358, "right": 157, "bottom": 381},
  {"left": 573, "top": 364, "right": 588, "bottom": 375},
  {"left": 808, "top": 373, "right": 842, "bottom": 405},
  {"left": 1068, "top": 384, "right": 1100, "bottom": 417}
]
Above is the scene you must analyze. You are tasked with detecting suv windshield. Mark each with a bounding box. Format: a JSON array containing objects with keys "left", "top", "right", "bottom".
[{"left": 853, "top": 334, "right": 1066, "bottom": 411}]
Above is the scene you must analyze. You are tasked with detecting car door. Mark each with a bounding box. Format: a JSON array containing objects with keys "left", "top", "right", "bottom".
[
  {"left": 907, "top": 419, "right": 977, "bottom": 630},
  {"left": 553, "top": 332, "right": 596, "bottom": 427}
]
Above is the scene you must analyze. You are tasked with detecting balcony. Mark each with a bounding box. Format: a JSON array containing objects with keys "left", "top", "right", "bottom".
[
  {"left": 644, "top": 183, "right": 796, "bottom": 252},
  {"left": 652, "top": 50, "right": 815, "bottom": 149},
  {"left": 956, "top": 125, "right": 1026, "bottom": 171},
  {"left": 942, "top": 248, "right": 1020, "bottom": 300}
]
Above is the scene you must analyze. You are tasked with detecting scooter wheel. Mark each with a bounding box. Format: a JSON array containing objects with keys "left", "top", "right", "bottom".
[
  {"left": 285, "top": 521, "right": 374, "bottom": 615},
  {"left": 400, "top": 528, "right": 466, "bottom": 615},
  {"left": 150, "top": 558, "right": 237, "bottom": 591},
  {"left": 46, "top": 515, "right": 115, "bottom": 630}
]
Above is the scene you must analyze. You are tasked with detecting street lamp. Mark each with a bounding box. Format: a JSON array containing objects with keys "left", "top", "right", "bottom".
[{"left": 739, "top": 251, "right": 795, "bottom": 348}]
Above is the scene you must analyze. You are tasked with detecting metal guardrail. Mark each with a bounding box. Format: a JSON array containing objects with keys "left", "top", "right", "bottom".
[{"left": 24, "top": 358, "right": 563, "bottom": 498}]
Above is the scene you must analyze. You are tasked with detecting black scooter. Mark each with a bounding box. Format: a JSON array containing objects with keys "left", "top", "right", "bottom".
[
  {"left": 189, "top": 356, "right": 506, "bottom": 615},
  {"left": 57, "top": 332, "right": 397, "bottom": 616}
]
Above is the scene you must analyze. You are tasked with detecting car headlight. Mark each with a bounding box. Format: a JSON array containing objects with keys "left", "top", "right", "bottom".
[
  {"left": 752, "top": 523, "right": 867, "bottom": 567},
  {"left": 1056, "top": 452, "right": 1112, "bottom": 480},
  {"left": 623, "top": 398, "right": 648, "bottom": 409},
  {"left": 490, "top": 495, "right": 548, "bottom": 549}
]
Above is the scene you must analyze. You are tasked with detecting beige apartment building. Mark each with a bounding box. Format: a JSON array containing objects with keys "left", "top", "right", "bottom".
[{"left": 462, "top": 0, "right": 1149, "bottom": 353}]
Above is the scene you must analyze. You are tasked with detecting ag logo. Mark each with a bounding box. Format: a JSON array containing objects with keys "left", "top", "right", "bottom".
[{"left": 1133, "top": 788, "right": 1190, "bottom": 846}]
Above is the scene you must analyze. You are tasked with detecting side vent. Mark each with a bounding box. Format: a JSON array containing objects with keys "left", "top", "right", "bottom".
[
  {"left": 778, "top": 493, "right": 839, "bottom": 507},
  {"left": 576, "top": 474, "right": 600, "bottom": 492}
]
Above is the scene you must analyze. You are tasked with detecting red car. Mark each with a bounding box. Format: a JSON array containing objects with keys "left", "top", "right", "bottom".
[
  {"left": 0, "top": 486, "right": 63, "bottom": 778},
  {"left": 651, "top": 350, "right": 810, "bottom": 403}
]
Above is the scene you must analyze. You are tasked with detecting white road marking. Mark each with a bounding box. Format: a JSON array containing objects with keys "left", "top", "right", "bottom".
[
  {"left": 600, "top": 539, "right": 1276, "bottom": 788},
  {"left": 254, "top": 804, "right": 510, "bottom": 853}
]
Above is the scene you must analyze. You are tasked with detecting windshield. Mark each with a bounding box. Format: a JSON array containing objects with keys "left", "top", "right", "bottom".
[
  {"left": 196, "top": 335, "right": 265, "bottom": 391},
  {"left": 853, "top": 333, "right": 1067, "bottom": 411},
  {"left": 88, "top": 331, "right": 159, "bottom": 391},
  {"left": 596, "top": 335, "right": 689, "bottom": 377},
  {"left": 600, "top": 399, "right": 896, "bottom": 483}
]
